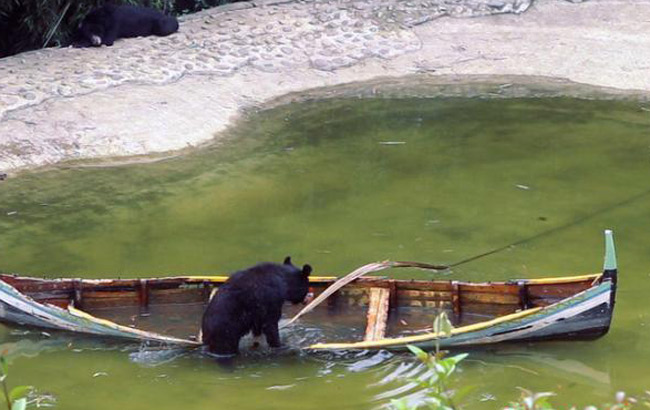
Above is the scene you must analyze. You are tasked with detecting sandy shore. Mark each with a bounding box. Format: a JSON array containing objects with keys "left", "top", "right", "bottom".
[{"left": 1, "top": 0, "right": 649, "bottom": 174}]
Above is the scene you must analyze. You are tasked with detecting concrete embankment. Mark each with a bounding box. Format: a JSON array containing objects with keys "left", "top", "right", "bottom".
[{"left": 1, "top": 0, "right": 649, "bottom": 173}]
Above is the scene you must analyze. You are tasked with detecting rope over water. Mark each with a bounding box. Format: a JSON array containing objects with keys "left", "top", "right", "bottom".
[
  {"left": 285, "top": 187, "right": 650, "bottom": 327},
  {"left": 283, "top": 260, "right": 448, "bottom": 327}
]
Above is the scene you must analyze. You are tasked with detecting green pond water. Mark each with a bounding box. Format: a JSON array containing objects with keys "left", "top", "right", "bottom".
[{"left": 1, "top": 96, "right": 650, "bottom": 409}]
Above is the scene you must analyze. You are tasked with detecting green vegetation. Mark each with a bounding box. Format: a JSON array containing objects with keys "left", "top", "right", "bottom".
[
  {"left": 391, "top": 313, "right": 650, "bottom": 409},
  {"left": 393, "top": 346, "right": 650, "bottom": 410},
  {"left": 391, "top": 312, "right": 471, "bottom": 410},
  {"left": 0, "top": 0, "right": 243, "bottom": 58},
  {"left": 0, "top": 354, "right": 55, "bottom": 410},
  {"left": 505, "top": 389, "right": 650, "bottom": 410},
  {"left": 0, "top": 356, "right": 31, "bottom": 410}
]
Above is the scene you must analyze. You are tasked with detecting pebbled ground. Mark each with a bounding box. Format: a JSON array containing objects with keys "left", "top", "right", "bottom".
[{"left": 1, "top": 0, "right": 649, "bottom": 173}]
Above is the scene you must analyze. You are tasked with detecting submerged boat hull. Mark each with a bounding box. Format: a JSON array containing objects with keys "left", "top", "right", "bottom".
[
  {"left": 310, "top": 275, "right": 615, "bottom": 351},
  {"left": 0, "top": 231, "right": 618, "bottom": 352}
]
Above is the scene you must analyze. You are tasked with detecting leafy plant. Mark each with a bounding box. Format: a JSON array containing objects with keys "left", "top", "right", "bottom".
[
  {"left": 504, "top": 388, "right": 555, "bottom": 410},
  {"left": 506, "top": 389, "right": 650, "bottom": 410},
  {"left": 0, "top": 356, "right": 31, "bottom": 410},
  {"left": 431, "top": 312, "right": 454, "bottom": 352},
  {"left": 391, "top": 311, "right": 470, "bottom": 410},
  {"left": 390, "top": 312, "right": 650, "bottom": 410}
]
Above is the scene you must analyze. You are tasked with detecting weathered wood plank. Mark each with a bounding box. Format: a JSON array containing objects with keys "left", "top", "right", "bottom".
[
  {"left": 400, "top": 300, "right": 452, "bottom": 309},
  {"left": 527, "top": 281, "right": 593, "bottom": 298},
  {"left": 389, "top": 280, "right": 398, "bottom": 310},
  {"left": 138, "top": 279, "right": 149, "bottom": 312},
  {"left": 460, "top": 303, "right": 520, "bottom": 316},
  {"left": 149, "top": 288, "right": 205, "bottom": 305},
  {"left": 82, "top": 290, "right": 138, "bottom": 299},
  {"left": 364, "top": 287, "right": 390, "bottom": 342},
  {"left": 397, "top": 290, "right": 452, "bottom": 299},
  {"left": 451, "top": 281, "right": 461, "bottom": 316},
  {"left": 460, "top": 292, "right": 521, "bottom": 305},
  {"left": 73, "top": 280, "right": 83, "bottom": 308},
  {"left": 517, "top": 281, "right": 530, "bottom": 310}
]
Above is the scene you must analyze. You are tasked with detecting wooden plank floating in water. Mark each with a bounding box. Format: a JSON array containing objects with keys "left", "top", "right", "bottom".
[{"left": 364, "top": 288, "right": 390, "bottom": 341}]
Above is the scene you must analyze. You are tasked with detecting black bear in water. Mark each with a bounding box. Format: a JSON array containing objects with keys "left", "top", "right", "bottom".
[
  {"left": 201, "top": 257, "right": 312, "bottom": 356},
  {"left": 74, "top": 4, "right": 178, "bottom": 47}
]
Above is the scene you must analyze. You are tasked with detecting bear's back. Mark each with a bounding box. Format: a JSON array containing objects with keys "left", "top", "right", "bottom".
[
  {"left": 219, "top": 263, "right": 292, "bottom": 305},
  {"left": 227, "top": 263, "right": 289, "bottom": 287},
  {"left": 201, "top": 258, "right": 311, "bottom": 354}
]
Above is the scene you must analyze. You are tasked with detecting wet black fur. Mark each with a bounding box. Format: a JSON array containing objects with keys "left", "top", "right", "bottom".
[
  {"left": 74, "top": 4, "right": 178, "bottom": 47},
  {"left": 201, "top": 257, "right": 312, "bottom": 356}
]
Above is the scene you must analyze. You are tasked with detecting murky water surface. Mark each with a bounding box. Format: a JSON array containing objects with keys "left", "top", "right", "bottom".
[{"left": 1, "top": 97, "right": 649, "bottom": 409}]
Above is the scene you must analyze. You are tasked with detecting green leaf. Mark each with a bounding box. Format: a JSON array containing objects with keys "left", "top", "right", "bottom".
[
  {"left": 447, "top": 353, "right": 469, "bottom": 365},
  {"left": 0, "top": 357, "right": 8, "bottom": 377},
  {"left": 416, "top": 379, "right": 430, "bottom": 389},
  {"left": 9, "top": 386, "right": 31, "bottom": 402},
  {"left": 433, "top": 312, "right": 453, "bottom": 337},
  {"left": 425, "top": 397, "right": 442, "bottom": 409},
  {"left": 437, "top": 360, "right": 452, "bottom": 376},
  {"left": 407, "top": 345, "right": 428, "bottom": 363},
  {"left": 538, "top": 401, "right": 555, "bottom": 410},
  {"left": 390, "top": 398, "right": 412, "bottom": 410},
  {"left": 11, "top": 398, "right": 26, "bottom": 410},
  {"left": 444, "top": 363, "right": 456, "bottom": 377},
  {"left": 427, "top": 373, "right": 440, "bottom": 387}
]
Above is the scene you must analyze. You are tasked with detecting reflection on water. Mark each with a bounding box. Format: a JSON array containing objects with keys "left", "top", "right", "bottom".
[
  {"left": 1, "top": 97, "right": 649, "bottom": 409},
  {"left": 0, "top": 330, "right": 618, "bottom": 408}
]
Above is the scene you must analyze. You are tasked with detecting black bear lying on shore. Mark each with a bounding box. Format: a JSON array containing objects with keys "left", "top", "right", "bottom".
[
  {"left": 74, "top": 4, "right": 178, "bottom": 47},
  {"left": 201, "top": 257, "right": 312, "bottom": 356}
]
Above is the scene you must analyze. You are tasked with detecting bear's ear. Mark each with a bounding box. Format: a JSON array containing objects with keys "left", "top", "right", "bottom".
[
  {"left": 302, "top": 264, "right": 312, "bottom": 276},
  {"left": 283, "top": 256, "right": 292, "bottom": 265}
]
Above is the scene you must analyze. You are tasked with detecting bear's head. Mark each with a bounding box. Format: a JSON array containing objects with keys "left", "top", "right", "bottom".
[
  {"left": 281, "top": 256, "right": 312, "bottom": 304},
  {"left": 78, "top": 7, "right": 111, "bottom": 46}
]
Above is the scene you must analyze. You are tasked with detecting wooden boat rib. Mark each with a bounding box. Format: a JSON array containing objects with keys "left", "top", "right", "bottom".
[{"left": 0, "top": 230, "right": 618, "bottom": 351}]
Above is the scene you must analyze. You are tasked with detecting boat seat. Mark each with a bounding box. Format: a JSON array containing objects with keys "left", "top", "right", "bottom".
[{"left": 364, "top": 287, "right": 390, "bottom": 341}]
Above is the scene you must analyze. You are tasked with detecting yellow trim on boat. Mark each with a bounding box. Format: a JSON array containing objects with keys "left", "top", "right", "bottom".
[
  {"left": 67, "top": 305, "right": 201, "bottom": 345},
  {"left": 182, "top": 276, "right": 338, "bottom": 283},
  {"left": 68, "top": 305, "right": 129, "bottom": 328},
  {"left": 525, "top": 273, "right": 601, "bottom": 285},
  {"left": 308, "top": 276, "right": 339, "bottom": 282},
  {"left": 181, "top": 276, "right": 231, "bottom": 282},
  {"left": 181, "top": 274, "right": 600, "bottom": 285},
  {"left": 309, "top": 306, "right": 543, "bottom": 350}
]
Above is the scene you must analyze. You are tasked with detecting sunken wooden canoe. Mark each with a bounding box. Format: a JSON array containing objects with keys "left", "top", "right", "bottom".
[{"left": 0, "top": 230, "right": 618, "bottom": 351}]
